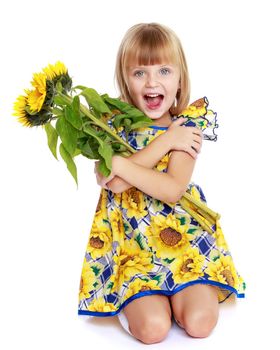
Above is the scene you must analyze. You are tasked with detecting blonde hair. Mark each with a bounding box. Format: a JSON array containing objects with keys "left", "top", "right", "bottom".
[{"left": 114, "top": 22, "right": 191, "bottom": 116}]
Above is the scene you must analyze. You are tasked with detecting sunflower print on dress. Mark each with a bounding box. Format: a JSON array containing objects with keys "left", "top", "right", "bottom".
[{"left": 78, "top": 97, "right": 245, "bottom": 316}]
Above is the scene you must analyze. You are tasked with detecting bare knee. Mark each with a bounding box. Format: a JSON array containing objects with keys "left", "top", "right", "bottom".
[
  {"left": 131, "top": 316, "right": 171, "bottom": 344},
  {"left": 183, "top": 309, "right": 218, "bottom": 338}
]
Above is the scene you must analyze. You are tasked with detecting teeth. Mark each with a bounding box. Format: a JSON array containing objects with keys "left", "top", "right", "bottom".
[{"left": 145, "top": 94, "right": 160, "bottom": 97}]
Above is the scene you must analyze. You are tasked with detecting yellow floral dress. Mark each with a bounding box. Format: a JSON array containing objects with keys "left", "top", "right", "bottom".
[{"left": 78, "top": 97, "right": 246, "bottom": 316}]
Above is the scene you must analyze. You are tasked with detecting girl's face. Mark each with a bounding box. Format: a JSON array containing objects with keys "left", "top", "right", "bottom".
[{"left": 126, "top": 62, "right": 181, "bottom": 126}]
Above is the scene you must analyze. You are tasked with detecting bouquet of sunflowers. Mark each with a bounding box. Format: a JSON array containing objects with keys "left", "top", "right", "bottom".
[{"left": 13, "top": 61, "right": 220, "bottom": 234}]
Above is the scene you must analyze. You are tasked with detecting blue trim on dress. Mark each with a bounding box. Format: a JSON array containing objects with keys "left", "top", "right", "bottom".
[
  {"left": 78, "top": 280, "right": 245, "bottom": 317},
  {"left": 148, "top": 125, "right": 168, "bottom": 130}
]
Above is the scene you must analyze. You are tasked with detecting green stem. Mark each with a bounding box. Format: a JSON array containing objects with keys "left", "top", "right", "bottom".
[
  {"left": 57, "top": 92, "right": 136, "bottom": 154},
  {"left": 56, "top": 92, "right": 220, "bottom": 233},
  {"left": 181, "top": 192, "right": 221, "bottom": 221},
  {"left": 176, "top": 196, "right": 215, "bottom": 234}
]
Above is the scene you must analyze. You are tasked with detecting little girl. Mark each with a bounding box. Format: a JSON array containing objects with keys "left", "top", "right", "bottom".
[{"left": 78, "top": 22, "right": 245, "bottom": 344}]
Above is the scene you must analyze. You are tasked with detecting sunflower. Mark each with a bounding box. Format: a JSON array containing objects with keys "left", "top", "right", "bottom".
[
  {"left": 179, "top": 97, "right": 208, "bottom": 118},
  {"left": 123, "top": 277, "right": 161, "bottom": 301},
  {"left": 79, "top": 258, "right": 101, "bottom": 301},
  {"left": 13, "top": 61, "right": 72, "bottom": 127},
  {"left": 145, "top": 213, "right": 191, "bottom": 260},
  {"left": 13, "top": 90, "right": 52, "bottom": 127},
  {"left": 13, "top": 92, "right": 33, "bottom": 127},
  {"left": 28, "top": 72, "right": 47, "bottom": 112},
  {"left": 121, "top": 187, "right": 148, "bottom": 220},
  {"left": 205, "top": 254, "right": 240, "bottom": 290},
  {"left": 109, "top": 208, "right": 126, "bottom": 245},
  {"left": 109, "top": 240, "right": 154, "bottom": 294},
  {"left": 43, "top": 61, "right": 72, "bottom": 95},
  {"left": 88, "top": 297, "right": 118, "bottom": 312},
  {"left": 86, "top": 216, "right": 112, "bottom": 259},
  {"left": 170, "top": 247, "right": 205, "bottom": 284},
  {"left": 155, "top": 153, "right": 169, "bottom": 172},
  {"left": 43, "top": 61, "right": 68, "bottom": 80}
]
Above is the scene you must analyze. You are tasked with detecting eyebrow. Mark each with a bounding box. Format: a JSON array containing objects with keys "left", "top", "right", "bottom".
[{"left": 129, "top": 64, "right": 173, "bottom": 71}]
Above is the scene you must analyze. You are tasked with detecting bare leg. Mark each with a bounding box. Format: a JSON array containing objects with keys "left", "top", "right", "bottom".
[
  {"left": 122, "top": 294, "right": 172, "bottom": 344},
  {"left": 170, "top": 284, "right": 219, "bottom": 338}
]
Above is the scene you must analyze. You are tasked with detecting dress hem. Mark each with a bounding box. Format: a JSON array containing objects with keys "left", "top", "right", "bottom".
[{"left": 78, "top": 279, "right": 245, "bottom": 317}]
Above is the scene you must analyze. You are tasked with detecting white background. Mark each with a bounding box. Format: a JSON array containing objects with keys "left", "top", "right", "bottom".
[{"left": 1, "top": 0, "right": 279, "bottom": 348}]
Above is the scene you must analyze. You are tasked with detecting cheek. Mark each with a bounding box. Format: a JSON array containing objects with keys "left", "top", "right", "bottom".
[{"left": 128, "top": 82, "right": 142, "bottom": 99}]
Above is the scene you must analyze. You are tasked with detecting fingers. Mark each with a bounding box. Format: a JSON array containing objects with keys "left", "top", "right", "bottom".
[
  {"left": 187, "top": 147, "right": 198, "bottom": 159},
  {"left": 190, "top": 144, "right": 200, "bottom": 155}
]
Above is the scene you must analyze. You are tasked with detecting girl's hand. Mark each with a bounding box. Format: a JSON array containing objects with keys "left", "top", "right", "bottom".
[
  {"left": 167, "top": 117, "right": 203, "bottom": 159},
  {"left": 94, "top": 160, "right": 116, "bottom": 190}
]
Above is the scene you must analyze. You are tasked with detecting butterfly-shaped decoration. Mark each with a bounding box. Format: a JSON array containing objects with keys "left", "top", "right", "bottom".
[{"left": 176, "top": 96, "right": 219, "bottom": 141}]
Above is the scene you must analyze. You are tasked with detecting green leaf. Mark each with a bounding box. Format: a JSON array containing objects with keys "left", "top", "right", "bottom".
[
  {"left": 83, "top": 125, "right": 113, "bottom": 176},
  {"left": 44, "top": 123, "right": 58, "bottom": 160},
  {"left": 56, "top": 115, "right": 78, "bottom": 156},
  {"left": 163, "top": 257, "right": 175, "bottom": 264},
  {"left": 64, "top": 99, "right": 82, "bottom": 130},
  {"left": 55, "top": 81, "right": 63, "bottom": 93},
  {"left": 93, "top": 281, "right": 99, "bottom": 288},
  {"left": 187, "top": 228, "right": 197, "bottom": 234},
  {"left": 151, "top": 273, "right": 166, "bottom": 286},
  {"left": 53, "top": 95, "right": 70, "bottom": 106},
  {"left": 104, "top": 98, "right": 154, "bottom": 132},
  {"left": 103, "top": 95, "right": 148, "bottom": 119},
  {"left": 81, "top": 88, "right": 112, "bottom": 115},
  {"left": 78, "top": 139, "right": 97, "bottom": 159},
  {"left": 52, "top": 107, "right": 63, "bottom": 117},
  {"left": 178, "top": 216, "right": 188, "bottom": 226},
  {"left": 59, "top": 143, "right": 78, "bottom": 186},
  {"left": 212, "top": 255, "right": 220, "bottom": 262},
  {"left": 73, "top": 148, "right": 81, "bottom": 157},
  {"left": 105, "top": 281, "right": 114, "bottom": 292},
  {"left": 134, "top": 232, "right": 147, "bottom": 250},
  {"left": 91, "top": 265, "right": 101, "bottom": 276},
  {"left": 98, "top": 142, "right": 113, "bottom": 176},
  {"left": 97, "top": 154, "right": 112, "bottom": 177},
  {"left": 73, "top": 85, "right": 87, "bottom": 90},
  {"left": 72, "top": 96, "right": 82, "bottom": 125}
]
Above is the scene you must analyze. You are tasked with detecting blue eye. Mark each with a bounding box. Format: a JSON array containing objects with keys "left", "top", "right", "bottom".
[
  {"left": 160, "top": 68, "right": 170, "bottom": 75},
  {"left": 134, "top": 71, "right": 144, "bottom": 77}
]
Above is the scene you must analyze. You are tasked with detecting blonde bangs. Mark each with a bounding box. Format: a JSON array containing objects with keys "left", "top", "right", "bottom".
[{"left": 124, "top": 32, "right": 179, "bottom": 68}]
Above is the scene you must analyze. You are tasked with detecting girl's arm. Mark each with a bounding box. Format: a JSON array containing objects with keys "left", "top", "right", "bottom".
[
  {"left": 111, "top": 155, "right": 183, "bottom": 204},
  {"left": 106, "top": 131, "right": 174, "bottom": 193},
  {"left": 106, "top": 117, "right": 199, "bottom": 193}
]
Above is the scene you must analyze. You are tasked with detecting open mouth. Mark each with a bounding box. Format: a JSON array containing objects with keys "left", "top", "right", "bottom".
[{"left": 143, "top": 94, "right": 164, "bottom": 110}]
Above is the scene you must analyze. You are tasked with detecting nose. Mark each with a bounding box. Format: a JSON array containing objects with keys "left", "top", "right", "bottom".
[{"left": 145, "top": 72, "right": 159, "bottom": 87}]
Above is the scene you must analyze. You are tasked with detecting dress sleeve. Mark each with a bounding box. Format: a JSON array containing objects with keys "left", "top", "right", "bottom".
[{"left": 176, "top": 96, "right": 218, "bottom": 141}]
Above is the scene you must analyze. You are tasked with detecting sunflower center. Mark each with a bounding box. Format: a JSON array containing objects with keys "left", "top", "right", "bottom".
[
  {"left": 129, "top": 188, "right": 140, "bottom": 205},
  {"left": 90, "top": 236, "right": 104, "bottom": 249},
  {"left": 121, "top": 255, "right": 134, "bottom": 265},
  {"left": 160, "top": 227, "right": 182, "bottom": 246},
  {"left": 118, "top": 220, "right": 122, "bottom": 232},
  {"left": 181, "top": 258, "right": 194, "bottom": 273},
  {"left": 140, "top": 286, "right": 151, "bottom": 292},
  {"left": 190, "top": 97, "right": 204, "bottom": 108},
  {"left": 221, "top": 269, "right": 234, "bottom": 286}
]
